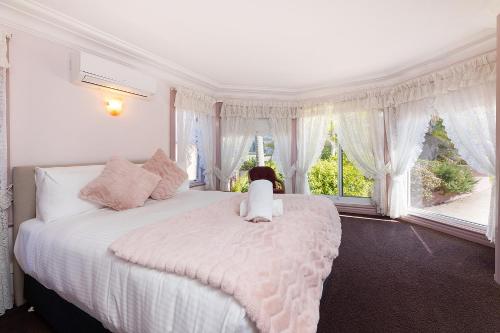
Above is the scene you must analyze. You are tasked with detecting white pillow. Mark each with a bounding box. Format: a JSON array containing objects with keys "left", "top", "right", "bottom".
[{"left": 35, "top": 165, "right": 105, "bottom": 222}]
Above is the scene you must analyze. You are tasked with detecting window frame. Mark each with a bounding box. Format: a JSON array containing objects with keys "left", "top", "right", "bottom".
[
  {"left": 313, "top": 140, "right": 372, "bottom": 199},
  {"left": 405, "top": 117, "right": 490, "bottom": 231}
]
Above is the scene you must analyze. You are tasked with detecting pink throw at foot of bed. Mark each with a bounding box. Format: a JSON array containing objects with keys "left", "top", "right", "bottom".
[{"left": 109, "top": 194, "right": 342, "bottom": 333}]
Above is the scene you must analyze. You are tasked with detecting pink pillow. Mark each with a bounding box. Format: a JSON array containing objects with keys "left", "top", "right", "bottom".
[
  {"left": 80, "top": 157, "right": 161, "bottom": 210},
  {"left": 142, "top": 149, "right": 188, "bottom": 200}
]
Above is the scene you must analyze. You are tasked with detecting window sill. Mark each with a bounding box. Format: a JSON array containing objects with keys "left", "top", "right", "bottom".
[
  {"left": 189, "top": 181, "right": 205, "bottom": 189},
  {"left": 402, "top": 209, "right": 491, "bottom": 247},
  {"left": 323, "top": 195, "right": 379, "bottom": 216},
  {"left": 407, "top": 208, "right": 486, "bottom": 234}
]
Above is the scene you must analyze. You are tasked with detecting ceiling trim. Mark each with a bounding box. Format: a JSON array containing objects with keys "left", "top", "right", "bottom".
[
  {"left": 0, "top": 0, "right": 220, "bottom": 93},
  {"left": 0, "top": 0, "right": 496, "bottom": 99}
]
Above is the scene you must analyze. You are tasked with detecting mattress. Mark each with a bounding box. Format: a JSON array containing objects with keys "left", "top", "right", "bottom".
[{"left": 14, "top": 190, "right": 257, "bottom": 333}]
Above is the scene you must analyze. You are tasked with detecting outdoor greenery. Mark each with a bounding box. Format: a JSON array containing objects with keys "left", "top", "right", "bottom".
[
  {"left": 231, "top": 157, "right": 283, "bottom": 193},
  {"left": 432, "top": 161, "right": 476, "bottom": 194},
  {"left": 232, "top": 118, "right": 476, "bottom": 204},
  {"left": 411, "top": 161, "right": 441, "bottom": 202},
  {"left": 309, "top": 124, "right": 374, "bottom": 197},
  {"left": 411, "top": 118, "right": 476, "bottom": 206},
  {"left": 309, "top": 149, "right": 373, "bottom": 197}
]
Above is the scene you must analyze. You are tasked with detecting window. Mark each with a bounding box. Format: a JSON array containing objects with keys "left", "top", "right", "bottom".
[
  {"left": 230, "top": 134, "right": 283, "bottom": 192},
  {"left": 176, "top": 114, "right": 205, "bottom": 186},
  {"left": 309, "top": 122, "right": 373, "bottom": 198},
  {"left": 409, "top": 117, "right": 491, "bottom": 227}
]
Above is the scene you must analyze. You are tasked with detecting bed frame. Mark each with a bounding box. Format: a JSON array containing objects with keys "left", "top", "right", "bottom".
[
  {"left": 12, "top": 164, "right": 114, "bottom": 332},
  {"left": 24, "top": 274, "right": 108, "bottom": 332}
]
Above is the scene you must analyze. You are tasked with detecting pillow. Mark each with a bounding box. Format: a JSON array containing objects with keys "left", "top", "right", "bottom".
[
  {"left": 142, "top": 149, "right": 188, "bottom": 200},
  {"left": 80, "top": 157, "right": 161, "bottom": 210},
  {"left": 35, "top": 165, "right": 105, "bottom": 223}
]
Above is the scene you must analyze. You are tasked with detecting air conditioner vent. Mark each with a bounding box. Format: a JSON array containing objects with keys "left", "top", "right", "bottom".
[{"left": 71, "top": 52, "right": 156, "bottom": 98}]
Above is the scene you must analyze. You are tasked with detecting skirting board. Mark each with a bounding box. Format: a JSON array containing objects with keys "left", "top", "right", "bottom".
[
  {"left": 336, "top": 203, "right": 379, "bottom": 216},
  {"left": 401, "top": 215, "right": 493, "bottom": 248}
]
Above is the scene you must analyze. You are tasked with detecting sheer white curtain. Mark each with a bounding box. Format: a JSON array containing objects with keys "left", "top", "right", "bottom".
[
  {"left": 0, "top": 33, "right": 11, "bottom": 315},
  {"left": 175, "top": 110, "right": 197, "bottom": 171},
  {"left": 174, "top": 88, "right": 216, "bottom": 178},
  {"left": 435, "top": 82, "right": 496, "bottom": 242},
  {"left": 295, "top": 114, "right": 329, "bottom": 194},
  {"left": 216, "top": 117, "right": 256, "bottom": 191},
  {"left": 385, "top": 99, "right": 433, "bottom": 218},
  {"left": 197, "top": 113, "right": 216, "bottom": 190},
  {"left": 333, "top": 107, "right": 387, "bottom": 213},
  {"left": 269, "top": 118, "right": 294, "bottom": 193}
]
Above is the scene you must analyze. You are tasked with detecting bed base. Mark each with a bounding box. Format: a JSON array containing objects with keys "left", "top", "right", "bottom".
[{"left": 24, "top": 275, "right": 109, "bottom": 333}]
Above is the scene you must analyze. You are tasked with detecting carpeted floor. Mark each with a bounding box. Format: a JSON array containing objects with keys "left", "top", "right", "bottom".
[
  {"left": 1, "top": 216, "right": 499, "bottom": 333},
  {"left": 318, "top": 216, "right": 500, "bottom": 333}
]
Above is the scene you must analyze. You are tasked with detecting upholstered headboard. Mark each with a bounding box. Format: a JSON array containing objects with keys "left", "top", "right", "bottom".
[
  {"left": 12, "top": 166, "right": 41, "bottom": 306},
  {"left": 12, "top": 161, "right": 148, "bottom": 305},
  {"left": 12, "top": 164, "right": 89, "bottom": 305},
  {"left": 12, "top": 162, "right": 131, "bottom": 306}
]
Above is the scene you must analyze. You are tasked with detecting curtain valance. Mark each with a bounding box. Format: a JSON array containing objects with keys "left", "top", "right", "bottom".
[
  {"left": 221, "top": 99, "right": 333, "bottom": 118},
  {"left": 337, "top": 51, "right": 496, "bottom": 110},
  {"left": 219, "top": 51, "right": 495, "bottom": 118},
  {"left": 221, "top": 99, "right": 301, "bottom": 118},
  {"left": 0, "top": 33, "right": 10, "bottom": 69},
  {"left": 174, "top": 88, "right": 216, "bottom": 116}
]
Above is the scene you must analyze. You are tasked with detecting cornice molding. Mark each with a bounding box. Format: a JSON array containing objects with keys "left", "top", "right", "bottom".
[
  {"left": 0, "top": 0, "right": 496, "bottom": 100},
  {"left": 0, "top": 0, "right": 219, "bottom": 94}
]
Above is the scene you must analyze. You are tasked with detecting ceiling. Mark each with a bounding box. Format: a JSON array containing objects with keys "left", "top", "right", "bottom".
[{"left": 7, "top": 0, "right": 500, "bottom": 94}]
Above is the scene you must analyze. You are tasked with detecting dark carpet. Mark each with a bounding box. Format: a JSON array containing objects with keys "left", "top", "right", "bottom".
[
  {"left": 318, "top": 216, "right": 500, "bottom": 333},
  {"left": 1, "top": 216, "right": 499, "bottom": 333}
]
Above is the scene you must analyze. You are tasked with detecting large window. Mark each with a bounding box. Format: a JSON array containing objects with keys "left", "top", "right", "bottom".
[
  {"left": 410, "top": 117, "right": 491, "bottom": 227},
  {"left": 228, "top": 122, "right": 373, "bottom": 199},
  {"left": 308, "top": 123, "right": 373, "bottom": 198},
  {"left": 230, "top": 134, "right": 283, "bottom": 192}
]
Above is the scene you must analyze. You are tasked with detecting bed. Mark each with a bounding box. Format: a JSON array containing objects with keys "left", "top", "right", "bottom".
[{"left": 12, "top": 164, "right": 341, "bottom": 333}]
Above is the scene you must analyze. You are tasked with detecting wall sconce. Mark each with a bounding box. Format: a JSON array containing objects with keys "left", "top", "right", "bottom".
[{"left": 106, "top": 99, "right": 123, "bottom": 116}]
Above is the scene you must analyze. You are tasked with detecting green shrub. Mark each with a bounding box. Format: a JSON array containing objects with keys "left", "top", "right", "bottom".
[
  {"left": 231, "top": 174, "right": 250, "bottom": 193},
  {"left": 320, "top": 141, "right": 334, "bottom": 161},
  {"left": 308, "top": 155, "right": 373, "bottom": 197},
  {"left": 431, "top": 161, "right": 476, "bottom": 194},
  {"left": 411, "top": 161, "right": 441, "bottom": 205},
  {"left": 240, "top": 157, "right": 257, "bottom": 172},
  {"left": 341, "top": 154, "right": 373, "bottom": 197},
  {"left": 308, "top": 156, "right": 339, "bottom": 195}
]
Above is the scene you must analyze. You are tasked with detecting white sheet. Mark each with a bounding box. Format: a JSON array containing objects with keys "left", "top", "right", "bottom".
[{"left": 15, "top": 190, "right": 257, "bottom": 333}]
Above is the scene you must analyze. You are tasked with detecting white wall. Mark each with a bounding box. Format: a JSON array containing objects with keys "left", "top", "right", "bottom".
[{"left": 6, "top": 28, "right": 170, "bottom": 167}]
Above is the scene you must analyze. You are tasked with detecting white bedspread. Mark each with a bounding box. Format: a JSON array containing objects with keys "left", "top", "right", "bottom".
[{"left": 14, "top": 190, "right": 257, "bottom": 333}]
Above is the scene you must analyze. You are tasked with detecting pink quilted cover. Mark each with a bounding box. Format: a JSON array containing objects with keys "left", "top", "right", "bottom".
[{"left": 109, "top": 194, "right": 342, "bottom": 333}]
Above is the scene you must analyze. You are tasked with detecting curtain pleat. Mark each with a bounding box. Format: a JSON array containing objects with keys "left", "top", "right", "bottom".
[
  {"left": 295, "top": 114, "right": 330, "bottom": 194},
  {"left": 0, "top": 67, "right": 12, "bottom": 315},
  {"left": 215, "top": 117, "right": 256, "bottom": 191},
  {"left": 435, "top": 82, "right": 496, "bottom": 242},
  {"left": 269, "top": 118, "right": 294, "bottom": 194},
  {"left": 385, "top": 100, "right": 433, "bottom": 218},
  {"left": 333, "top": 109, "right": 387, "bottom": 213}
]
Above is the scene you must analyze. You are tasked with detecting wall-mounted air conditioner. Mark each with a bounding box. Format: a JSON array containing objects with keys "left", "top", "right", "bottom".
[{"left": 71, "top": 52, "right": 157, "bottom": 98}]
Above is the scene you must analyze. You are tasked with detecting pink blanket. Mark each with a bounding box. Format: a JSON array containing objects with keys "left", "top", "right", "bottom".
[{"left": 110, "top": 194, "right": 342, "bottom": 333}]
